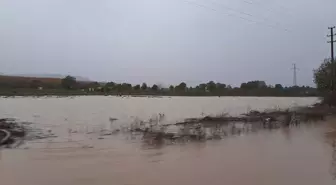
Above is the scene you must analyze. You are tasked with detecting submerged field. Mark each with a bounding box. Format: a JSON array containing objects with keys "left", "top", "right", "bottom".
[{"left": 1, "top": 96, "right": 335, "bottom": 185}]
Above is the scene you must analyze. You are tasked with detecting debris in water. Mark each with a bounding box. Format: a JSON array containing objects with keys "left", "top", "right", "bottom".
[
  {"left": 123, "top": 105, "right": 332, "bottom": 146},
  {"left": 0, "top": 118, "right": 57, "bottom": 148}
]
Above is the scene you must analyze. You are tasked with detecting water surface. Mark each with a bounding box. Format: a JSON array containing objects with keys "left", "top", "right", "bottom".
[{"left": 1, "top": 96, "right": 335, "bottom": 185}]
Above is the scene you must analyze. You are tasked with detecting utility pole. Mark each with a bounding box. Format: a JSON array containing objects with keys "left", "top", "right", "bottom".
[
  {"left": 328, "top": 26, "right": 335, "bottom": 62},
  {"left": 328, "top": 26, "right": 336, "bottom": 91},
  {"left": 292, "top": 63, "right": 297, "bottom": 86}
]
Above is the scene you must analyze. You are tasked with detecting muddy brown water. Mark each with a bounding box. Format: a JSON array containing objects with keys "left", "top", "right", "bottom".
[{"left": 1, "top": 96, "right": 336, "bottom": 185}]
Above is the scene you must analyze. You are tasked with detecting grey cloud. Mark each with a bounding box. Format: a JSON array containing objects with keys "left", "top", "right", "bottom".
[{"left": 0, "top": 0, "right": 335, "bottom": 87}]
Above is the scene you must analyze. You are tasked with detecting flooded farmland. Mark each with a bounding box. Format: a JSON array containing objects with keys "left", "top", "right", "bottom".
[{"left": 1, "top": 96, "right": 336, "bottom": 185}]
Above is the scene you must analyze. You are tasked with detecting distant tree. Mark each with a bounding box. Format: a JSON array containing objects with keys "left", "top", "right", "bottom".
[
  {"left": 175, "top": 82, "right": 187, "bottom": 92},
  {"left": 198, "top": 83, "right": 207, "bottom": 92},
  {"left": 89, "top": 82, "right": 100, "bottom": 88},
  {"left": 241, "top": 81, "right": 266, "bottom": 89},
  {"left": 151, "top": 84, "right": 159, "bottom": 91},
  {"left": 104, "top": 82, "right": 115, "bottom": 92},
  {"left": 61, "top": 76, "right": 77, "bottom": 89},
  {"left": 115, "top": 83, "right": 122, "bottom": 92},
  {"left": 314, "top": 58, "right": 336, "bottom": 105},
  {"left": 105, "top": 82, "right": 116, "bottom": 88},
  {"left": 141, "top": 83, "right": 147, "bottom": 90},
  {"left": 120, "top": 83, "right": 132, "bottom": 92},
  {"left": 257, "top": 81, "right": 267, "bottom": 88},
  {"left": 91, "top": 82, "right": 101, "bottom": 91},
  {"left": 156, "top": 83, "right": 164, "bottom": 90},
  {"left": 240, "top": 83, "right": 247, "bottom": 89},
  {"left": 102, "top": 86, "right": 110, "bottom": 93},
  {"left": 169, "top": 85, "right": 175, "bottom": 92},
  {"left": 216, "top": 83, "right": 226, "bottom": 89},
  {"left": 206, "top": 81, "right": 217, "bottom": 93},
  {"left": 134, "top": 84, "right": 141, "bottom": 91},
  {"left": 78, "top": 81, "right": 98, "bottom": 90},
  {"left": 216, "top": 83, "right": 226, "bottom": 91},
  {"left": 314, "top": 58, "right": 334, "bottom": 92},
  {"left": 275, "top": 84, "right": 283, "bottom": 89}
]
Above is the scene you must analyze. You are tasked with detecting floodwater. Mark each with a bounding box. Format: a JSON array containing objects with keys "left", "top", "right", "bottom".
[{"left": 0, "top": 96, "right": 336, "bottom": 185}]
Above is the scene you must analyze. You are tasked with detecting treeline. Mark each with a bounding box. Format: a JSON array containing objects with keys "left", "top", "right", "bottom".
[{"left": 0, "top": 75, "right": 318, "bottom": 97}]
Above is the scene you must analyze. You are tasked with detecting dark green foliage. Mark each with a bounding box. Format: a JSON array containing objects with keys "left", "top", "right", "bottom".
[
  {"left": 151, "top": 84, "right": 159, "bottom": 91},
  {"left": 141, "top": 83, "right": 147, "bottom": 91},
  {"left": 169, "top": 85, "right": 174, "bottom": 92},
  {"left": 314, "top": 58, "right": 335, "bottom": 92},
  {"left": 206, "top": 81, "right": 216, "bottom": 93},
  {"left": 216, "top": 83, "right": 226, "bottom": 89},
  {"left": 121, "top": 83, "right": 132, "bottom": 90},
  {"left": 61, "top": 76, "right": 77, "bottom": 89},
  {"left": 314, "top": 58, "right": 336, "bottom": 105},
  {"left": 198, "top": 83, "right": 207, "bottom": 91},
  {"left": 114, "top": 83, "right": 132, "bottom": 92},
  {"left": 105, "top": 82, "right": 116, "bottom": 88},
  {"left": 241, "top": 81, "right": 266, "bottom": 89},
  {"left": 0, "top": 75, "right": 318, "bottom": 96},
  {"left": 275, "top": 84, "right": 283, "bottom": 89},
  {"left": 134, "top": 84, "right": 141, "bottom": 91},
  {"left": 175, "top": 82, "right": 187, "bottom": 92}
]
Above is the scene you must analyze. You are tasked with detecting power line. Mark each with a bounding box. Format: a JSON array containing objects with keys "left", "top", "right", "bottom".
[
  {"left": 241, "top": 0, "right": 292, "bottom": 15},
  {"left": 179, "top": 0, "right": 291, "bottom": 32},
  {"left": 243, "top": 0, "right": 288, "bottom": 9},
  {"left": 202, "top": 0, "right": 286, "bottom": 29},
  {"left": 203, "top": 0, "right": 255, "bottom": 17}
]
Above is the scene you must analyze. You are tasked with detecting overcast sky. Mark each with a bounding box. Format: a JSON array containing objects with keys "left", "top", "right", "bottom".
[{"left": 0, "top": 0, "right": 335, "bottom": 87}]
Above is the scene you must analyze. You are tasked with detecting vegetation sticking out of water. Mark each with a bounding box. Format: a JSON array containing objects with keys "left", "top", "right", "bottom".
[
  {"left": 1, "top": 103, "right": 335, "bottom": 149},
  {"left": 0, "top": 118, "right": 56, "bottom": 148},
  {"left": 117, "top": 104, "right": 333, "bottom": 146}
]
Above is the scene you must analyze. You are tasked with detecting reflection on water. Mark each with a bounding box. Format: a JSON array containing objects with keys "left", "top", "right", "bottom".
[
  {"left": 1, "top": 96, "right": 336, "bottom": 185},
  {"left": 331, "top": 141, "right": 336, "bottom": 179},
  {"left": 0, "top": 124, "right": 335, "bottom": 185},
  {"left": 325, "top": 122, "right": 336, "bottom": 179},
  {"left": 1, "top": 123, "right": 335, "bottom": 185}
]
